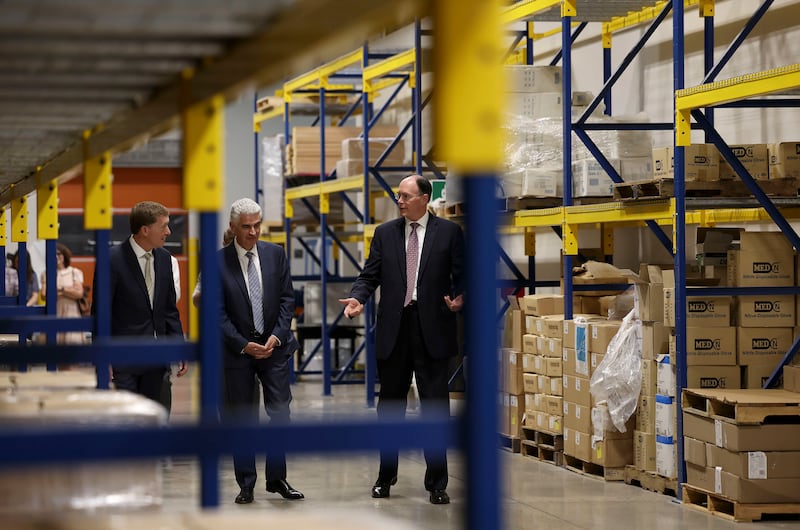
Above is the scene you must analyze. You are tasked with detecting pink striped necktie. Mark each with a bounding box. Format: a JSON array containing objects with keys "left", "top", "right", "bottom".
[{"left": 404, "top": 222, "right": 419, "bottom": 307}]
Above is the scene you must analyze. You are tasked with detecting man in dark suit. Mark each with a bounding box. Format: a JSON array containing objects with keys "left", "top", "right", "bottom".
[
  {"left": 220, "top": 197, "right": 303, "bottom": 505},
  {"left": 108, "top": 201, "right": 188, "bottom": 403},
  {"left": 339, "top": 175, "right": 464, "bottom": 505}
]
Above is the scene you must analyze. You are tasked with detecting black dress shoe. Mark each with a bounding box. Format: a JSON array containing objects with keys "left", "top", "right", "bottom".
[
  {"left": 430, "top": 489, "right": 450, "bottom": 505},
  {"left": 235, "top": 488, "right": 254, "bottom": 504},
  {"left": 371, "top": 477, "right": 397, "bottom": 498},
  {"left": 266, "top": 479, "right": 305, "bottom": 500}
]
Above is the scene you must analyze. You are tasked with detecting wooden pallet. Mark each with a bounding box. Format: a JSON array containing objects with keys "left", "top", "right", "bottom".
[
  {"left": 682, "top": 483, "right": 800, "bottom": 522},
  {"left": 614, "top": 177, "right": 799, "bottom": 201},
  {"left": 506, "top": 196, "right": 563, "bottom": 211},
  {"left": 521, "top": 440, "right": 564, "bottom": 466},
  {"left": 682, "top": 388, "right": 800, "bottom": 425},
  {"left": 563, "top": 454, "right": 625, "bottom": 481},
  {"left": 623, "top": 466, "right": 678, "bottom": 497},
  {"left": 499, "top": 433, "right": 521, "bottom": 453}
]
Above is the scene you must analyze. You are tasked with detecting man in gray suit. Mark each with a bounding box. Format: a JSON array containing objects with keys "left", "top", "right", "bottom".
[
  {"left": 219, "top": 198, "right": 303, "bottom": 505},
  {"left": 107, "top": 201, "right": 188, "bottom": 403},
  {"left": 339, "top": 175, "right": 465, "bottom": 505}
]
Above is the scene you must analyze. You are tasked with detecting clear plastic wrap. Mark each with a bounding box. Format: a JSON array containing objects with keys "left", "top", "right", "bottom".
[
  {"left": 261, "top": 134, "right": 285, "bottom": 225},
  {"left": 589, "top": 310, "right": 642, "bottom": 433}
]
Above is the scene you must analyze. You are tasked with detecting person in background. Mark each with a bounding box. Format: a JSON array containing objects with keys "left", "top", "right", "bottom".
[
  {"left": 339, "top": 175, "right": 465, "bottom": 506},
  {"left": 12, "top": 251, "right": 40, "bottom": 306},
  {"left": 192, "top": 228, "right": 234, "bottom": 308},
  {"left": 40, "top": 243, "right": 86, "bottom": 345},
  {"left": 105, "top": 201, "right": 188, "bottom": 405},
  {"left": 219, "top": 198, "right": 303, "bottom": 505},
  {"left": 4, "top": 255, "right": 18, "bottom": 297},
  {"left": 159, "top": 253, "right": 183, "bottom": 418}
]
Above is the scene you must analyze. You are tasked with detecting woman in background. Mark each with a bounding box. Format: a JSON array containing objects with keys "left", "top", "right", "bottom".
[
  {"left": 12, "top": 251, "right": 39, "bottom": 306},
  {"left": 40, "top": 243, "right": 86, "bottom": 344}
]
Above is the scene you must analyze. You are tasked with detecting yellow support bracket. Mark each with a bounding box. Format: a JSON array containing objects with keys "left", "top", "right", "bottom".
[
  {"left": 524, "top": 228, "right": 536, "bottom": 257},
  {"left": 284, "top": 49, "right": 363, "bottom": 95},
  {"left": 699, "top": 0, "right": 714, "bottom": 17},
  {"left": 435, "top": 0, "right": 504, "bottom": 171},
  {"left": 563, "top": 222, "right": 578, "bottom": 255},
  {"left": 36, "top": 172, "right": 58, "bottom": 240},
  {"left": 675, "top": 64, "right": 800, "bottom": 145},
  {"left": 602, "top": 29, "right": 611, "bottom": 49},
  {"left": 561, "top": 0, "right": 576, "bottom": 18},
  {"left": 10, "top": 191, "right": 27, "bottom": 243},
  {"left": 83, "top": 133, "right": 112, "bottom": 230},
  {"left": 285, "top": 198, "right": 294, "bottom": 219},
  {"left": 0, "top": 206, "right": 6, "bottom": 246},
  {"left": 253, "top": 107, "right": 284, "bottom": 132},
  {"left": 363, "top": 224, "right": 378, "bottom": 259},
  {"left": 363, "top": 49, "right": 416, "bottom": 92},
  {"left": 320, "top": 193, "right": 330, "bottom": 215},
  {"left": 183, "top": 94, "right": 224, "bottom": 211},
  {"left": 602, "top": 224, "right": 613, "bottom": 256}
]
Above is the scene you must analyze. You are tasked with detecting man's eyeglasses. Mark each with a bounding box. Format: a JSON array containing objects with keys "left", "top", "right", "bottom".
[{"left": 395, "top": 192, "right": 424, "bottom": 202}]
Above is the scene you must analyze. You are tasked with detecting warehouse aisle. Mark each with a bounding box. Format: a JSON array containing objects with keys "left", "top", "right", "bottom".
[{"left": 162, "top": 378, "right": 799, "bottom": 529}]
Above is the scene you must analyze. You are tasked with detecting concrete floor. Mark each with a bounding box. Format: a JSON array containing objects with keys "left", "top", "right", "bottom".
[{"left": 161, "top": 376, "right": 800, "bottom": 529}]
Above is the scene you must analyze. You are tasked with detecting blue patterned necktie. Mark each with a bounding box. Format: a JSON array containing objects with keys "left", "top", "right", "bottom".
[{"left": 246, "top": 251, "right": 264, "bottom": 334}]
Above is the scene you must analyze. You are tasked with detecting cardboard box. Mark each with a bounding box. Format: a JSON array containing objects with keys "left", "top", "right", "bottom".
[
  {"left": 564, "top": 428, "right": 592, "bottom": 462},
  {"left": 574, "top": 320, "right": 590, "bottom": 377},
  {"left": 737, "top": 327, "right": 793, "bottom": 366},
  {"left": 592, "top": 437, "right": 633, "bottom": 468},
  {"left": 686, "top": 365, "right": 741, "bottom": 390},
  {"left": 682, "top": 411, "right": 800, "bottom": 451},
  {"left": 634, "top": 430, "right": 656, "bottom": 472},
  {"left": 504, "top": 299, "right": 524, "bottom": 351},
  {"left": 589, "top": 321, "right": 622, "bottom": 354},
  {"left": 784, "top": 365, "right": 800, "bottom": 392},
  {"left": 542, "top": 338, "right": 563, "bottom": 358},
  {"left": 768, "top": 141, "right": 800, "bottom": 179},
  {"left": 656, "top": 436, "right": 677, "bottom": 478},
  {"left": 499, "top": 393, "right": 510, "bottom": 435},
  {"left": 541, "top": 316, "right": 565, "bottom": 339},
  {"left": 706, "top": 444, "right": 800, "bottom": 479},
  {"left": 668, "top": 327, "right": 737, "bottom": 365},
  {"left": 636, "top": 394, "right": 656, "bottom": 434},
  {"left": 340, "top": 137, "right": 406, "bottom": 164},
  {"left": 737, "top": 296, "right": 795, "bottom": 327},
  {"left": 655, "top": 395, "right": 676, "bottom": 438},
  {"left": 656, "top": 355, "right": 676, "bottom": 397},
  {"left": 505, "top": 65, "right": 562, "bottom": 93},
  {"left": 506, "top": 350, "right": 524, "bottom": 395},
  {"left": 682, "top": 144, "right": 720, "bottom": 182},
  {"left": 642, "top": 323, "right": 669, "bottom": 360},
  {"left": 573, "top": 296, "right": 602, "bottom": 316},
  {"left": 652, "top": 147, "right": 672, "bottom": 177},
  {"left": 522, "top": 334, "right": 537, "bottom": 354},
  {"left": 564, "top": 401, "right": 592, "bottom": 433},
  {"left": 562, "top": 347, "right": 577, "bottom": 377},
  {"left": 716, "top": 469, "right": 800, "bottom": 503},
  {"left": 591, "top": 352, "right": 604, "bottom": 377},
  {"left": 563, "top": 375, "right": 592, "bottom": 408},
  {"left": 522, "top": 294, "right": 564, "bottom": 316},
  {"left": 547, "top": 375, "right": 562, "bottom": 396},
  {"left": 509, "top": 394, "right": 523, "bottom": 436},
  {"left": 685, "top": 463, "right": 716, "bottom": 492},
  {"left": 640, "top": 361, "right": 657, "bottom": 399},
  {"left": 742, "top": 364, "right": 775, "bottom": 390},
  {"left": 635, "top": 264, "right": 665, "bottom": 322},
  {"left": 684, "top": 436, "right": 707, "bottom": 467},
  {"left": 523, "top": 373, "right": 538, "bottom": 394},
  {"left": 727, "top": 232, "right": 794, "bottom": 287},
  {"left": 663, "top": 270, "right": 732, "bottom": 327},
  {"left": 718, "top": 143, "right": 769, "bottom": 180},
  {"left": 545, "top": 395, "right": 563, "bottom": 416},
  {"left": 521, "top": 353, "right": 536, "bottom": 374}
]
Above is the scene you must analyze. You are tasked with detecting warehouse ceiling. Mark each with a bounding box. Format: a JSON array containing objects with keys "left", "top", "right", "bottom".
[{"left": 0, "top": 0, "right": 426, "bottom": 205}]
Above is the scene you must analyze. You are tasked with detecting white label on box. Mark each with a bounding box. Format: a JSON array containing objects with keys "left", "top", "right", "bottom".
[
  {"left": 523, "top": 355, "right": 531, "bottom": 371},
  {"left": 564, "top": 321, "right": 569, "bottom": 334},
  {"left": 575, "top": 378, "right": 582, "bottom": 392},
  {"left": 714, "top": 466, "right": 722, "bottom": 494},
  {"left": 563, "top": 402, "right": 569, "bottom": 415},
  {"left": 564, "top": 428, "right": 570, "bottom": 442},
  {"left": 537, "top": 414, "right": 544, "bottom": 428},
  {"left": 549, "top": 416, "right": 558, "bottom": 430},
  {"left": 563, "top": 376, "right": 568, "bottom": 388},
  {"left": 551, "top": 379, "right": 560, "bottom": 394},
  {"left": 592, "top": 327, "right": 599, "bottom": 339},
  {"left": 576, "top": 406, "right": 581, "bottom": 419},
  {"left": 714, "top": 419, "right": 723, "bottom": 447},
  {"left": 536, "top": 320, "right": 545, "bottom": 334},
  {"left": 748, "top": 451, "right": 767, "bottom": 479},
  {"left": 510, "top": 353, "right": 518, "bottom": 365},
  {"left": 575, "top": 431, "right": 582, "bottom": 446},
  {"left": 535, "top": 356, "right": 542, "bottom": 371}
]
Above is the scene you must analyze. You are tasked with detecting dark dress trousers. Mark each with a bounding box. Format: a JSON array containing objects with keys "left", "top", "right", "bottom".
[
  {"left": 219, "top": 241, "right": 298, "bottom": 491},
  {"left": 108, "top": 239, "right": 183, "bottom": 403},
  {"left": 348, "top": 214, "right": 465, "bottom": 491}
]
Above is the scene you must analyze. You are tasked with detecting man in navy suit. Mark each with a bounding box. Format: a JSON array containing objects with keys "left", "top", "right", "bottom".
[
  {"left": 339, "top": 175, "right": 464, "bottom": 505},
  {"left": 108, "top": 201, "right": 188, "bottom": 403},
  {"left": 220, "top": 198, "right": 303, "bottom": 505}
]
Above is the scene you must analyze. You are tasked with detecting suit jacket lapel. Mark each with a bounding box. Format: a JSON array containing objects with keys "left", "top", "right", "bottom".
[
  {"left": 123, "top": 239, "right": 150, "bottom": 305},
  {"left": 225, "top": 244, "right": 250, "bottom": 303},
  {"left": 418, "top": 215, "right": 438, "bottom": 279},
  {"left": 395, "top": 218, "right": 407, "bottom": 288}
]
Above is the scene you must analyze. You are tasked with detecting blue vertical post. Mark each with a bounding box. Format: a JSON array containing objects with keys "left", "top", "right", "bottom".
[
  {"left": 253, "top": 95, "right": 261, "bottom": 203},
  {"left": 464, "top": 174, "right": 500, "bottom": 530},
  {"left": 526, "top": 21, "right": 534, "bottom": 65},
  {"left": 44, "top": 239, "right": 57, "bottom": 371},
  {"left": 94, "top": 230, "right": 111, "bottom": 389},
  {"left": 603, "top": 44, "right": 612, "bottom": 116},
  {"left": 562, "top": 13, "right": 574, "bottom": 321},
  {"left": 319, "top": 87, "right": 331, "bottom": 397},
  {"left": 199, "top": 211, "right": 221, "bottom": 508},
  {"left": 362, "top": 45, "right": 376, "bottom": 408},
  {"left": 673, "top": 0, "right": 687, "bottom": 497},
  {"left": 414, "top": 20, "right": 423, "bottom": 175}
]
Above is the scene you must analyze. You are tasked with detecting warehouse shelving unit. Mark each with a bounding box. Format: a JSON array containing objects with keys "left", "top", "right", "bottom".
[
  {"left": 0, "top": 3, "right": 511, "bottom": 529},
  {"left": 509, "top": 0, "right": 800, "bottom": 501}
]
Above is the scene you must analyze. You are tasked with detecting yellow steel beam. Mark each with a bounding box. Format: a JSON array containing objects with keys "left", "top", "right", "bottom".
[
  {"left": 602, "top": 224, "right": 614, "bottom": 255},
  {"left": 36, "top": 174, "right": 58, "bottom": 240},
  {"left": 10, "top": 192, "right": 27, "bottom": 243},
  {"left": 363, "top": 223, "right": 378, "bottom": 259},
  {"left": 604, "top": 1, "right": 699, "bottom": 35},
  {"left": 285, "top": 175, "right": 365, "bottom": 200},
  {"left": 261, "top": 232, "right": 287, "bottom": 245},
  {"left": 366, "top": 76, "right": 409, "bottom": 95},
  {"left": 253, "top": 107, "right": 284, "bottom": 132},
  {"left": 699, "top": 0, "right": 714, "bottom": 17},
  {"left": 686, "top": 207, "right": 800, "bottom": 225},
  {"left": 436, "top": 0, "right": 504, "bottom": 171},
  {"left": 183, "top": 92, "right": 225, "bottom": 212},
  {"left": 188, "top": 237, "right": 199, "bottom": 341},
  {"left": 500, "top": 0, "right": 561, "bottom": 25},
  {"left": 0, "top": 206, "right": 5, "bottom": 246},
  {"left": 82, "top": 133, "right": 112, "bottom": 230},
  {"left": 563, "top": 222, "right": 578, "bottom": 255},
  {"left": 514, "top": 206, "right": 563, "bottom": 227},
  {"left": 676, "top": 64, "right": 800, "bottom": 145},
  {"left": 524, "top": 229, "right": 535, "bottom": 256},
  {"left": 564, "top": 200, "right": 674, "bottom": 225},
  {"left": 284, "top": 49, "right": 363, "bottom": 94},
  {"left": 363, "top": 48, "right": 416, "bottom": 90}
]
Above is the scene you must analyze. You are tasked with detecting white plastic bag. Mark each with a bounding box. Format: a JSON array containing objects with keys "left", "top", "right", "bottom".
[{"left": 589, "top": 310, "right": 642, "bottom": 432}]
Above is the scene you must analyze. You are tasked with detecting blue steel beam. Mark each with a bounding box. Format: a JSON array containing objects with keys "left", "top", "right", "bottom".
[
  {"left": 603, "top": 46, "right": 611, "bottom": 115},
  {"left": 562, "top": 14, "right": 574, "bottom": 320},
  {"left": 94, "top": 229, "right": 111, "bottom": 389},
  {"left": 693, "top": 110, "right": 800, "bottom": 251},
  {"left": 366, "top": 77, "right": 409, "bottom": 131},
  {"left": 498, "top": 245, "right": 526, "bottom": 282},
  {"left": 414, "top": 20, "right": 423, "bottom": 175},
  {"left": 0, "top": 340, "right": 196, "bottom": 365},
  {"left": 703, "top": 0, "right": 774, "bottom": 84},
  {"left": 550, "top": 22, "right": 587, "bottom": 66},
  {"left": 502, "top": 32, "right": 525, "bottom": 63},
  {"left": 576, "top": 1, "right": 672, "bottom": 127},
  {"left": 703, "top": 10, "right": 714, "bottom": 136}
]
